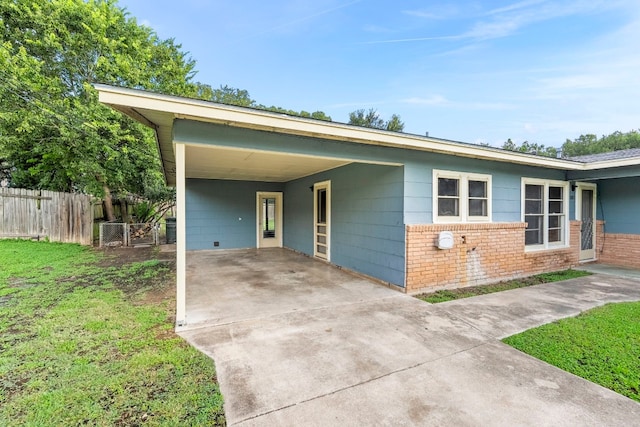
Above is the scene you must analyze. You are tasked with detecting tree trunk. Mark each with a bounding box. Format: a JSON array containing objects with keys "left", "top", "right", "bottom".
[
  {"left": 120, "top": 198, "right": 129, "bottom": 223},
  {"left": 103, "top": 185, "right": 116, "bottom": 221}
]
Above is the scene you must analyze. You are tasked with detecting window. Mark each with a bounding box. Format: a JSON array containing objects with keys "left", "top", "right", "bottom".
[
  {"left": 437, "top": 178, "right": 459, "bottom": 216},
  {"left": 522, "top": 178, "right": 568, "bottom": 249},
  {"left": 433, "top": 170, "right": 491, "bottom": 223}
]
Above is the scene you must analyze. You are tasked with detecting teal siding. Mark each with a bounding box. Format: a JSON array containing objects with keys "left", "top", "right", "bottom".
[
  {"left": 402, "top": 152, "right": 567, "bottom": 224},
  {"left": 185, "top": 179, "right": 284, "bottom": 250},
  {"left": 597, "top": 177, "right": 640, "bottom": 234},
  {"left": 284, "top": 163, "right": 405, "bottom": 287},
  {"left": 176, "top": 120, "right": 571, "bottom": 229}
]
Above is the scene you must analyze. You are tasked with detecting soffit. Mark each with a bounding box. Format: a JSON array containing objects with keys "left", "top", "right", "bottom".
[{"left": 184, "top": 144, "right": 351, "bottom": 182}]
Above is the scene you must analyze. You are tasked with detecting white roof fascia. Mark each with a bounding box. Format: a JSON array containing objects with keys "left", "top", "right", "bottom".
[{"left": 581, "top": 158, "right": 640, "bottom": 170}]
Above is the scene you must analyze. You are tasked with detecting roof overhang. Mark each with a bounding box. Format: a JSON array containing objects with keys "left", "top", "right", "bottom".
[{"left": 95, "top": 84, "right": 640, "bottom": 185}]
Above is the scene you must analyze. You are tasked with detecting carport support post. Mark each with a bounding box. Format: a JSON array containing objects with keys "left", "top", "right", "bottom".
[{"left": 175, "top": 143, "right": 187, "bottom": 327}]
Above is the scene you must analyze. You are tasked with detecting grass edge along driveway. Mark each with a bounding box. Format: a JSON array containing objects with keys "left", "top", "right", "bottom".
[
  {"left": 0, "top": 240, "right": 225, "bottom": 426},
  {"left": 503, "top": 301, "right": 640, "bottom": 403},
  {"left": 416, "top": 269, "right": 591, "bottom": 303}
]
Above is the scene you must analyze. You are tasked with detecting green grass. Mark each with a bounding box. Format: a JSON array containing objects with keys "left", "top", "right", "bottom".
[
  {"left": 416, "top": 269, "right": 592, "bottom": 303},
  {"left": 0, "top": 240, "right": 225, "bottom": 426},
  {"left": 503, "top": 302, "right": 640, "bottom": 402}
]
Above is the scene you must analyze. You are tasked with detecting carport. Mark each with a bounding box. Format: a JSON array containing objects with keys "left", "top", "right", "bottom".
[{"left": 96, "top": 84, "right": 406, "bottom": 327}]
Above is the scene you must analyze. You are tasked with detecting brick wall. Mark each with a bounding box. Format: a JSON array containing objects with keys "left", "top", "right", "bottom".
[
  {"left": 595, "top": 220, "right": 605, "bottom": 255},
  {"left": 405, "top": 221, "right": 581, "bottom": 293},
  {"left": 599, "top": 232, "right": 640, "bottom": 269}
]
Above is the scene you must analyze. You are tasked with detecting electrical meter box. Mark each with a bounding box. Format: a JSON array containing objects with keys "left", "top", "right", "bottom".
[{"left": 437, "top": 231, "right": 454, "bottom": 250}]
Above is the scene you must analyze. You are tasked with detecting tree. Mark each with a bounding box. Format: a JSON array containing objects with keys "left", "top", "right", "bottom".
[
  {"left": 501, "top": 139, "right": 558, "bottom": 158},
  {"left": 195, "top": 83, "right": 255, "bottom": 107},
  {"left": 194, "top": 82, "right": 332, "bottom": 121},
  {"left": 0, "top": 0, "right": 197, "bottom": 220},
  {"left": 348, "top": 108, "right": 405, "bottom": 132},
  {"left": 561, "top": 130, "right": 640, "bottom": 157},
  {"left": 258, "top": 105, "right": 332, "bottom": 121}
]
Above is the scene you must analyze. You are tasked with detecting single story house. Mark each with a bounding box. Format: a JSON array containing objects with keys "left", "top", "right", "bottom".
[{"left": 96, "top": 84, "right": 640, "bottom": 327}]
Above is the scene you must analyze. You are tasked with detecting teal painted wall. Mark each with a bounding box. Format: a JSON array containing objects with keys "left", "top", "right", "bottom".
[
  {"left": 597, "top": 177, "right": 640, "bottom": 234},
  {"left": 175, "top": 119, "right": 570, "bottom": 227},
  {"left": 402, "top": 152, "right": 567, "bottom": 224},
  {"left": 284, "top": 163, "right": 405, "bottom": 287},
  {"left": 185, "top": 179, "right": 284, "bottom": 250},
  {"left": 185, "top": 164, "right": 405, "bottom": 286}
]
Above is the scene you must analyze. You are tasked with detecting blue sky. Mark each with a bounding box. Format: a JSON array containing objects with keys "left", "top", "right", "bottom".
[{"left": 118, "top": 0, "right": 640, "bottom": 148}]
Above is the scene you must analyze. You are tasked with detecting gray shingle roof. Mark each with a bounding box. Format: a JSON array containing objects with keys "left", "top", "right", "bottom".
[{"left": 566, "top": 148, "right": 640, "bottom": 163}]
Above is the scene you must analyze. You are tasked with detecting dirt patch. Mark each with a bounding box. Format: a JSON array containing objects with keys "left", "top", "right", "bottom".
[
  {"left": 95, "top": 245, "right": 175, "bottom": 268},
  {"left": 92, "top": 245, "right": 176, "bottom": 307}
]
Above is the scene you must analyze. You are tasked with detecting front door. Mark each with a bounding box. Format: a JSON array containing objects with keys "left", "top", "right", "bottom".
[
  {"left": 576, "top": 184, "right": 596, "bottom": 261},
  {"left": 257, "top": 192, "right": 282, "bottom": 248},
  {"left": 313, "top": 181, "right": 330, "bottom": 260}
]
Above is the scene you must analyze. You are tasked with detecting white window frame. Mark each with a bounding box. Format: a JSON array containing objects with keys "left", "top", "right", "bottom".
[
  {"left": 521, "top": 178, "right": 570, "bottom": 251},
  {"left": 433, "top": 169, "right": 492, "bottom": 223}
]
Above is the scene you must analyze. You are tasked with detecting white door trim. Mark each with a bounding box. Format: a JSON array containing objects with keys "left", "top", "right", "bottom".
[
  {"left": 313, "top": 181, "right": 331, "bottom": 261},
  {"left": 256, "top": 192, "right": 283, "bottom": 248},
  {"left": 575, "top": 182, "right": 597, "bottom": 261}
]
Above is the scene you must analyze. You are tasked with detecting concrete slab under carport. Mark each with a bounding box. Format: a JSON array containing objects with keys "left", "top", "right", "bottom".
[
  {"left": 181, "top": 248, "right": 400, "bottom": 329},
  {"left": 178, "top": 248, "right": 640, "bottom": 425}
]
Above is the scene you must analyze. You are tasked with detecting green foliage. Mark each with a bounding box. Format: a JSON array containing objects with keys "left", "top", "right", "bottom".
[
  {"left": 259, "top": 105, "right": 332, "bottom": 121},
  {"left": 0, "top": 0, "right": 196, "bottom": 197},
  {"left": 195, "top": 83, "right": 255, "bottom": 107},
  {"left": 130, "top": 196, "right": 173, "bottom": 224},
  {"left": 501, "top": 138, "right": 558, "bottom": 157},
  {"left": 561, "top": 129, "right": 640, "bottom": 157},
  {"left": 0, "top": 240, "right": 225, "bottom": 425},
  {"left": 348, "top": 108, "right": 405, "bottom": 132},
  {"left": 417, "top": 269, "right": 591, "bottom": 303},
  {"left": 502, "top": 129, "right": 640, "bottom": 159},
  {"left": 504, "top": 302, "right": 640, "bottom": 402},
  {"left": 194, "top": 82, "right": 332, "bottom": 121}
]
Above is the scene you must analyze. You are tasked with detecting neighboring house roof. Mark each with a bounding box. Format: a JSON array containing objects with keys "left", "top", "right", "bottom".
[
  {"left": 94, "top": 84, "right": 640, "bottom": 185},
  {"left": 566, "top": 148, "right": 640, "bottom": 163}
]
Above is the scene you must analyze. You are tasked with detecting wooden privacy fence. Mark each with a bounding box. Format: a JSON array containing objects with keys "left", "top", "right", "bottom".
[{"left": 0, "top": 188, "right": 92, "bottom": 245}]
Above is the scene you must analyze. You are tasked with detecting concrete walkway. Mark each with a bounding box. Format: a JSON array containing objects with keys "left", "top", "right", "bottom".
[{"left": 178, "top": 250, "right": 640, "bottom": 426}]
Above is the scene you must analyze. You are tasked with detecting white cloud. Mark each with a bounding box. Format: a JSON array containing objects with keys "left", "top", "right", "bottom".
[
  {"left": 401, "top": 95, "right": 514, "bottom": 111},
  {"left": 237, "top": 0, "right": 363, "bottom": 40},
  {"left": 369, "top": 0, "right": 619, "bottom": 45},
  {"left": 485, "top": 0, "right": 547, "bottom": 16}
]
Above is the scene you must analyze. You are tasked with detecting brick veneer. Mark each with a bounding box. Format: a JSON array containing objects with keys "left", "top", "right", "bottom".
[
  {"left": 405, "top": 221, "right": 581, "bottom": 293},
  {"left": 598, "top": 232, "right": 640, "bottom": 269},
  {"left": 595, "top": 220, "right": 605, "bottom": 255}
]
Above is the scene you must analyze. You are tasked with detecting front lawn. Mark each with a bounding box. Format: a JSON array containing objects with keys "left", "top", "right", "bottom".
[
  {"left": 0, "top": 240, "right": 225, "bottom": 426},
  {"left": 416, "top": 269, "right": 592, "bottom": 303},
  {"left": 504, "top": 302, "right": 640, "bottom": 402}
]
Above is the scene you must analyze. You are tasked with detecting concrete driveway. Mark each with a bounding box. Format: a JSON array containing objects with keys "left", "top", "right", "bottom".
[{"left": 178, "top": 249, "right": 640, "bottom": 426}]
